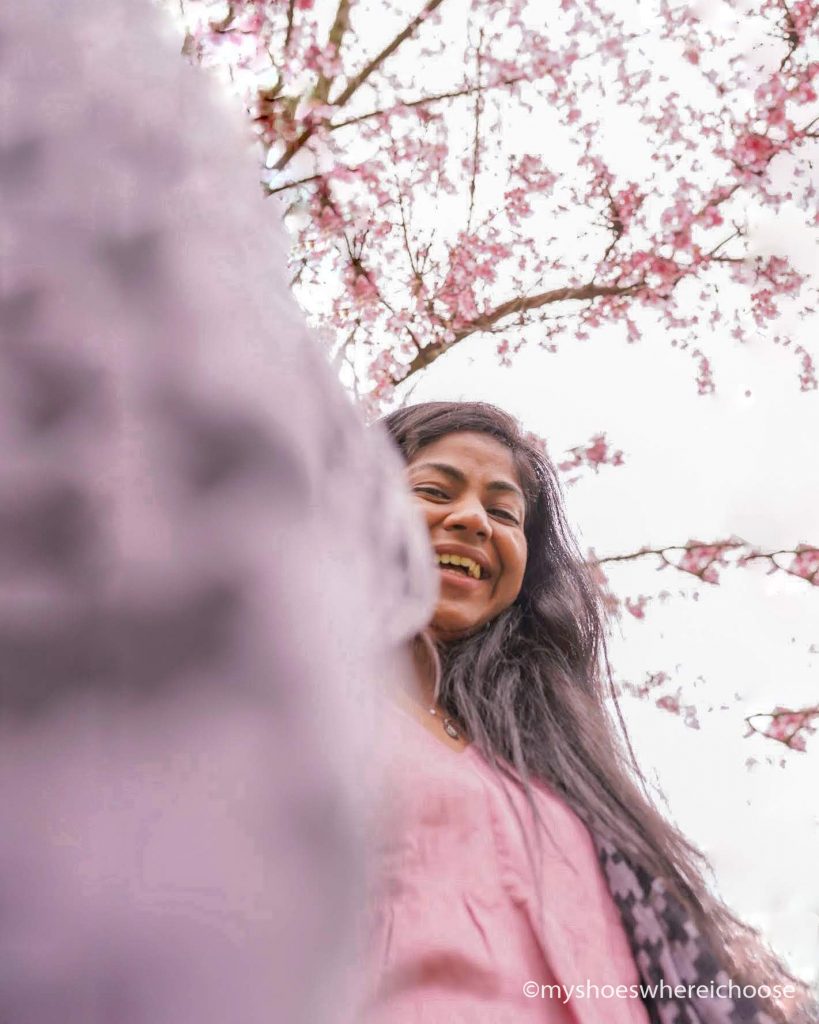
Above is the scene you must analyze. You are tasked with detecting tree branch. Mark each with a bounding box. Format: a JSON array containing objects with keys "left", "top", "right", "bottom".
[
  {"left": 393, "top": 279, "right": 643, "bottom": 382},
  {"left": 284, "top": 0, "right": 296, "bottom": 50},
  {"left": 310, "top": 0, "right": 351, "bottom": 105},
  {"left": 265, "top": 170, "right": 325, "bottom": 195},
  {"left": 594, "top": 540, "right": 819, "bottom": 585},
  {"left": 273, "top": 0, "right": 447, "bottom": 171},
  {"left": 333, "top": 0, "right": 446, "bottom": 109},
  {"left": 777, "top": 0, "right": 803, "bottom": 70},
  {"left": 596, "top": 179, "right": 625, "bottom": 273}
]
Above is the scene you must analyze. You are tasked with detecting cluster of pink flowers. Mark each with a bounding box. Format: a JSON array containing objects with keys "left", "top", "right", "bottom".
[
  {"left": 655, "top": 691, "right": 700, "bottom": 730},
  {"left": 732, "top": 132, "right": 781, "bottom": 173},
  {"left": 676, "top": 543, "right": 733, "bottom": 584},
  {"left": 759, "top": 706, "right": 818, "bottom": 752},
  {"left": 624, "top": 595, "right": 650, "bottom": 620},
  {"left": 613, "top": 671, "right": 700, "bottom": 729},
  {"left": 789, "top": 546, "right": 819, "bottom": 582},
  {"left": 616, "top": 669, "right": 670, "bottom": 700},
  {"left": 788, "top": 0, "right": 818, "bottom": 42},
  {"left": 343, "top": 265, "right": 379, "bottom": 306},
  {"left": 557, "top": 433, "right": 625, "bottom": 477},
  {"left": 796, "top": 346, "right": 818, "bottom": 390},
  {"left": 182, "top": 0, "right": 818, "bottom": 402},
  {"left": 302, "top": 41, "right": 342, "bottom": 78},
  {"left": 511, "top": 154, "right": 559, "bottom": 191},
  {"left": 611, "top": 184, "right": 644, "bottom": 231}
]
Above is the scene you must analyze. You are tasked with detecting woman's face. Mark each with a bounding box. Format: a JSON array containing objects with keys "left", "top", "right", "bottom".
[{"left": 406, "top": 431, "right": 528, "bottom": 642}]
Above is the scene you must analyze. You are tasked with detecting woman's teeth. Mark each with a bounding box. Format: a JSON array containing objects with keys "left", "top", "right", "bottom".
[{"left": 436, "top": 553, "right": 482, "bottom": 580}]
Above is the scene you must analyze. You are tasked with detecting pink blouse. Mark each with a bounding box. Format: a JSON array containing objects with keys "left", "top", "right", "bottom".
[{"left": 354, "top": 696, "right": 651, "bottom": 1024}]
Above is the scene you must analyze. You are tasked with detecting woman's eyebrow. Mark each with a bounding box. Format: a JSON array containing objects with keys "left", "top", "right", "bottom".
[{"left": 410, "top": 461, "right": 524, "bottom": 500}]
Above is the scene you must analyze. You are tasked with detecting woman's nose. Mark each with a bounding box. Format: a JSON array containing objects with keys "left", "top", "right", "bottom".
[{"left": 444, "top": 499, "right": 491, "bottom": 537}]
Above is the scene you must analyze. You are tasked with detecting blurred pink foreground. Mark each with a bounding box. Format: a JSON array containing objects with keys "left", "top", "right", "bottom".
[{"left": 0, "top": 3, "right": 434, "bottom": 1022}]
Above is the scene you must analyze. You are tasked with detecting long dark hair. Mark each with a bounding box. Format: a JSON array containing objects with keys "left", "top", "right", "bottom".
[{"left": 382, "top": 399, "right": 813, "bottom": 1023}]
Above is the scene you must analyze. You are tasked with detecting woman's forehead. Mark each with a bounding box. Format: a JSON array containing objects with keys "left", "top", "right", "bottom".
[{"left": 409, "top": 430, "right": 519, "bottom": 471}]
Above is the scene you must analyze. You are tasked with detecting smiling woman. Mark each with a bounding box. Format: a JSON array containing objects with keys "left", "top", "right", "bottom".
[{"left": 357, "top": 400, "right": 817, "bottom": 1024}]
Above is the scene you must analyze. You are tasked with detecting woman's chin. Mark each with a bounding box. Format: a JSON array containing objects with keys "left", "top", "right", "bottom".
[{"left": 430, "top": 611, "right": 484, "bottom": 643}]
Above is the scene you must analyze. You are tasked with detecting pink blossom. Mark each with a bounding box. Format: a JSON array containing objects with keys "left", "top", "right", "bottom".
[
  {"left": 678, "top": 543, "right": 728, "bottom": 583},
  {"left": 656, "top": 693, "right": 680, "bottom": 714},
  {"left": 763, "top": 706, "right": 818, "bottom": 751},
  {"left": 789, "top": 547, "right": 819, "bottom": 581},
  {"left": 557, "top": 433, "right": 625, "bottom": 475},
  {"left": 683, "top": 705, "right": 700, "bottom": 730},
  {"left": 793, "top": 80, "right": 818, "bottom": 103},
  {"left": 796, "top": 346, "right": 818, "bottom": 391},
  {"left": 788, "top": 0, "right": 817, "bottom": 44},
  {"left": 751, "top": 288, "right": 778, "bottom": 324},
  {"left": 698, "top": 207, "right": 723, "bottom": 228},
  {"left": 612, "top": 184, "right": 644, "bottom": 229},
  {"left": 345, "top": 268, "right": 379, "bottom": 305},
  {"left": 511, "top": 155, "right": 558, "bottom": 193},
  {"left": 732, "top": 132, "right": 778, "bottom": 172},
  {"left": 694, "top": 352, "right": 715, "bottom": 395}
]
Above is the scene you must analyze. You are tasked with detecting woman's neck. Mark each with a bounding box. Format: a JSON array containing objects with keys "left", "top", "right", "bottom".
[{"left": 407, "top": 633, "right": 439, "bottom": 710}]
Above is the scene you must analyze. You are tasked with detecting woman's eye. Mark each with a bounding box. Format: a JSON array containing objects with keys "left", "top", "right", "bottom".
[{"left": 412, "top": 488, "right": 520, "bottom": 524}]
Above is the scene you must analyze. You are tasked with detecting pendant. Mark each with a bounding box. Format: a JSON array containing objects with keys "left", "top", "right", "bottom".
[
  {"left": 428, "top": 704, "right": 461, "bottom": 741},
  {"left": 442, "top": 718, "right": 460, "bottom": 740}
]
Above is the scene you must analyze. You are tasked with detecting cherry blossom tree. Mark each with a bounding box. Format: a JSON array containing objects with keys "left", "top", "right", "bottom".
[{"left": 173, "top": 0, "right": 819, "bottom": 750}]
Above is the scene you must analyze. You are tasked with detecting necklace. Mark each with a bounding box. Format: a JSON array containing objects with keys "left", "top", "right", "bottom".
[{"left": 427, "top": 704, "right": 461, "bottom": 740}]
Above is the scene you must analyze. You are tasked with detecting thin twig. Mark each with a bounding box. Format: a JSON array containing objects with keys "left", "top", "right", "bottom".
[
  {"left": 284, "top": 0, "right": 296, "bottom": 50},
  {"left": 466, "top": 28, "right": 485, "bottom": 235},
  {"left": 328, "top": 77, "right": 525, "bottom": 132}
]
